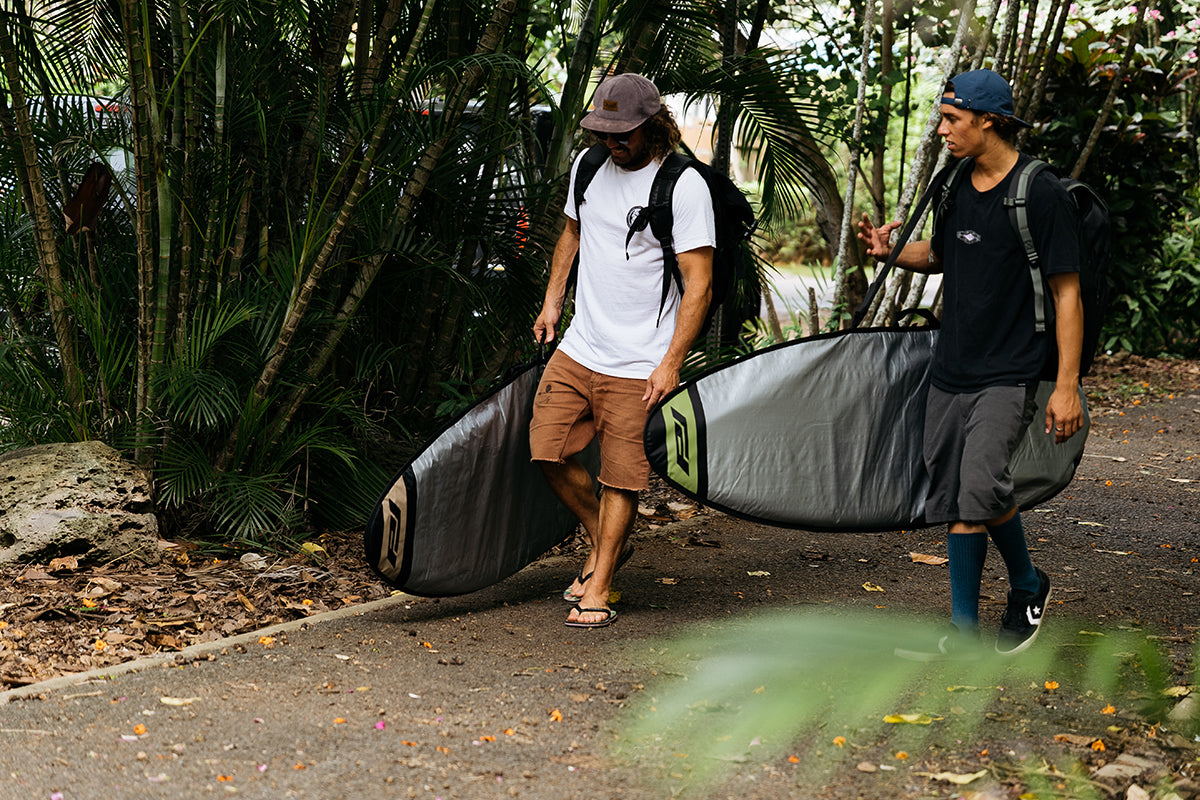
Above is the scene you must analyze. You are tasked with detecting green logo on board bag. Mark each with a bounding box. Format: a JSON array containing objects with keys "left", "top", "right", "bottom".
[{"left": 662, "top": 392, "right": 700, "bottom": 495}]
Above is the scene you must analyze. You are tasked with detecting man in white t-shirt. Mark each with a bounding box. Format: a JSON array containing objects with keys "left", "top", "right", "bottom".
[{"left": 531, "top": 73, "right": 716, "bottom": 628}]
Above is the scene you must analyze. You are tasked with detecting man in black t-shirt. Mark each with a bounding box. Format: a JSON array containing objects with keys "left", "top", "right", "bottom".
[{"left": 858, "top": 69, "right": 1083, "bottom": 659}]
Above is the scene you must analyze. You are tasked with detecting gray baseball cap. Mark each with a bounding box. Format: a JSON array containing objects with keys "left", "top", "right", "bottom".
[{"left": 580, "top": 73, "right": 661, "bottom": 133}]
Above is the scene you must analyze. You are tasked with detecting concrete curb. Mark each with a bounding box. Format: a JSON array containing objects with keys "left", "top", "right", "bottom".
[{"left": 0, "top": 591, "right": 413, "bottom": 706}]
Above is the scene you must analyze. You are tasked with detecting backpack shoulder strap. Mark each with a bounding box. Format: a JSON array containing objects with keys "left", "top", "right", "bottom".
[
  {"left": 636, "top": 153, "right": 696, "bottom": 325},
  {"left": 564, "top": 144, "right": 612, "bottom": 303},
  {"left": 651, "top": 151, "right": 694, "bottom": 279},
  {"left": 1003, "top": 158, "right": 1052, "bottom": 333},
  {"left": 572, "top": 143, "right": 610, "bottom": 221}
]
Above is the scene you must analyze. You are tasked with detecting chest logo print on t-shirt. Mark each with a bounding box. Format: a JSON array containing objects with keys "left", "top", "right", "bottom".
[
  {"left": 957, "top": 229, "right": 982, "bottom": 245},
  {"left": 627, "top": 206, "right": 646, "bottom": 227}
]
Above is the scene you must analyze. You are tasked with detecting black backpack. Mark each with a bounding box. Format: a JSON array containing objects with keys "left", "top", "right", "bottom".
[
  {"left": 570, "top": 143, "right": 758, "bottom": 332},
  {"left": 932, "top": 157, "right": 1112, "bottom": 377}
]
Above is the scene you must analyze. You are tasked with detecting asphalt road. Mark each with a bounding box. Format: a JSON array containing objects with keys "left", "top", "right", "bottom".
[{"left": 1, "top": 390, "right": 1197, "bottom": 800}]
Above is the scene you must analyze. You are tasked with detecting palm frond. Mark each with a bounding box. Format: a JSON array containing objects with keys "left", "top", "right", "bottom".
[{"left": 156, "top": 437, "right": 217, "bottom": 509}]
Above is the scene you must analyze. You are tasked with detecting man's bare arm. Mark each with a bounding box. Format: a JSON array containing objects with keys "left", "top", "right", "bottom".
[{"left": 643, "top": 245, "right": 713, "bottom": 408}]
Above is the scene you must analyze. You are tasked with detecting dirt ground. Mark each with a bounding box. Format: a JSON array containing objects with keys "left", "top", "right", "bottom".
[{"left": 2, "top": 352, "right": 1199, "bottom": 799}]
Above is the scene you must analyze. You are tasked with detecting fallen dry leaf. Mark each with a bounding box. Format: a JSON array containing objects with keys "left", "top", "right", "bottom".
[
  {"left": 47, "top": 556, "right": 79, "bottom": 573},
  {"left": 915, "top": 769, "right": 989, "bottom": 785},
  {"left": 910, "top": 552, "right": 949, "bottom": 566},
  {"left": 1054, "top": 733, "right": 1100, "bottom": 747},
  {"left": 883, "top": 713, "right": 941, "bottom": 725}
]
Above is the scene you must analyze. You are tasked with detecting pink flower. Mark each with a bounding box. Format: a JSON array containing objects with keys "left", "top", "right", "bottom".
[
  {"left": 375, "top": 720, "right": 387, "bottom": 730},
  {"left": 1148, "top": 8, "right": 1163, "bottom": 21}
]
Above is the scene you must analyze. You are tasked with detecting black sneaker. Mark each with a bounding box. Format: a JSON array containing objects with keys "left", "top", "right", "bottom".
[
  {"left": 996, "top": 568, "right": 1051, "bottom": 655},
  {"left": 895, "top": 624, "right": 983, "bottom": 662}
]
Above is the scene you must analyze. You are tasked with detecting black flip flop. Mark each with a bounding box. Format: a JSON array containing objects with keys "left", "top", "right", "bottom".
[
  {"left": 564, "top": 605, "right": 618, "bottom": 628},
  {"left": 562, "top": 542, "right": 636, "bottom": 602}
]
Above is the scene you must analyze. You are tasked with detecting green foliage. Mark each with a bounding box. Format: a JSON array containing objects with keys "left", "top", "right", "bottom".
[
  {"left": 0, "top": 0, "right": 844, "bottom": 548},
  {"left": 1030, "top": 25, "right": 1200, "bottom": 356},
  {"left": 620, "top": 610, "right": 1197, "bottom": 797}
]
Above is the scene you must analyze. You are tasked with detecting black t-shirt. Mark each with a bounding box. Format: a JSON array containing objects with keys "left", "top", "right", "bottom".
[{"left": 930, "top": 155, "right": 1080, "bottom": 392}]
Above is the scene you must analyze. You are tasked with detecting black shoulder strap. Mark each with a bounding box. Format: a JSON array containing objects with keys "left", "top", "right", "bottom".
[
  {"left": 1003, "top": 158, "right": 1051, "bottom": 334},
  {"left": 931, "top": 157, "right": 972, "bottom": 244},
  {"left": 565, "top": 144, "right": 612, "bottom": 301},
  {"left": 644, "top": 153, "right": 693, "bottom": 323},
  {"left": 572, "top": 143, "right": 610, "bottom": 222},
  {"left": 851, "top": 159, "right": 965, "bottom": 329}
]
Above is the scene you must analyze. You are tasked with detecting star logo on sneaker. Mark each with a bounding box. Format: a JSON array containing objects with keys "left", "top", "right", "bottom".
[{"left": 1026, "top": 604, "right": 1043, "bottom": 626}]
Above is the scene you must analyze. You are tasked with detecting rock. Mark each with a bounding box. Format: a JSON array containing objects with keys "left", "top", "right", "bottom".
[{"left": 0, "top": 441, "right": 160, "bottom": 565}]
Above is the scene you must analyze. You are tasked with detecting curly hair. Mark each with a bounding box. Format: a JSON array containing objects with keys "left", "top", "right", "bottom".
[{"left": 641, "top": 106, "right": 682, "bottom": 161}]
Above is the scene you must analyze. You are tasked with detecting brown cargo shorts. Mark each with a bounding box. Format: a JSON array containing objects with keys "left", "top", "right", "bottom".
[{"left": 529, "top": 350, "right": 651, "bottom": 491}]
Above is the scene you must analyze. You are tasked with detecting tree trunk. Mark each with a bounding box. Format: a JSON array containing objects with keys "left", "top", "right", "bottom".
[
  {"left": 0, "top": 14, "right": 84, "bottom": 413},
  {"left": 1071, "top": 2, "right": 1151, "bottom": 179},
  {"left": 286, "top": 0, "right": 357, "bottom": 200},
  {"left": 831, "top": 0, "right": 876, "bottom": 324},
  {"left": 871, "top": 0, "right": 895, "bottom": 224},
  {"left": 867, "top": 0, "right": 977, "bottom": 327}
]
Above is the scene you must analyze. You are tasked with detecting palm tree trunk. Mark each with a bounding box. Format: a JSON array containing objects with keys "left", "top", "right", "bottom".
[
  {"left": 121, "top": 0, "right": 160, "bottom": 456},
  {"left": 0, "top": 14, "right": 84, "bottom": 413},
  {"left": 350, "top": 0, "right": 405, "bottom": 103},
  {"left": 1011, "top": 0, "right": 1042, "bottom": 113},
  {"left": 195, "top": 14, "right": 229, "bottom": 323},
  {"left": 994, "top": 0, "right": 1025, "bottom": 75},
  {"left": 251, "top": 0, "right": 445, "bottom": 410},
  {"left": 171, "top": 0, "right": 200, "bottom": 352},
  {"left": 1014, "top": 0, "right": 1062, "bottom": 121}
]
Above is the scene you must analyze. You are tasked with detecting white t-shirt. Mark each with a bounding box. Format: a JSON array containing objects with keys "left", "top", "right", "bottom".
[{"left": 558, "top": 152, "right": 716, "bottom": 379}]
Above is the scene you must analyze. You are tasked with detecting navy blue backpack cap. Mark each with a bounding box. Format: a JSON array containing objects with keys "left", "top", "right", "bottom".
[{"left": 570, "top": 143, "right": 758, "bottom": 333}]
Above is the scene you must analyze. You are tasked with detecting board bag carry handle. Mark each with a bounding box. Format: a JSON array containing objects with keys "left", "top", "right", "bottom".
[
  {"left": 851, "top": 178, "right": 938, "bottom": 329},
  {"left": 851, "top": 160, "right": 968, "bottom": 329}
]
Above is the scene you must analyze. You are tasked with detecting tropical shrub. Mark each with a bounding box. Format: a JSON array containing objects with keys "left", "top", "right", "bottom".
[{"left": 1031, "top": 20, "right": 1200, "bottom": 355}]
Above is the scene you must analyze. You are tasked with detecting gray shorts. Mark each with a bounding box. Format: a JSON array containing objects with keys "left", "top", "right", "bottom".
[{"left": 923, "top": 384, "right": 1038, "bottom": 525}]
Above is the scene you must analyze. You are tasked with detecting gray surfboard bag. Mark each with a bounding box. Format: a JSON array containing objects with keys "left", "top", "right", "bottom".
[
  {"left": 644, "top": 326, "right": 1088, "bottom": 531},
  {"left": 364, "top": 360, "right": 598, "bottom": 596}
]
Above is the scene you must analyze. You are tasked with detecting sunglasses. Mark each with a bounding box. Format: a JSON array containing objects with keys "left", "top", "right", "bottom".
[{"left": 603, "top": 129, "right": 638, "bottom": 146}]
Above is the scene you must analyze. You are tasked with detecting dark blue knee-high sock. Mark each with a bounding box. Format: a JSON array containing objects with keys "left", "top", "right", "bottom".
[
  {"left": 948, "top": 531, "right": 988, "bottom": 631},
  {"left": 987, "top": 512, "right": 1039, "bottom": 594}
]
